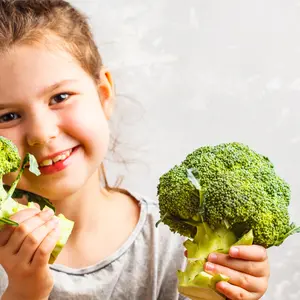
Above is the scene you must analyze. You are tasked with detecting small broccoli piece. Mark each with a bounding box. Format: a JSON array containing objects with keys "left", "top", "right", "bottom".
[
  {"left": 48, "top": 213, "right": 74, "bottom": 264},
  {"left": 0, "top": 137, "right": 21, "bottom": 199},
  {"left": 0, "top": 136, "right": 74, "bottom": 264},
  {"left": 156, "top": 142, "right": 299, "bottom": 300}
]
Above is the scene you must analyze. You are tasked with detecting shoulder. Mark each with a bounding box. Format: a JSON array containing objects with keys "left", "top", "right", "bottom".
[
  {"left": 130, "top": 190, "right": 187, "bottom": 270},
  {"left": 132, "top": 190, "right": 185, "bottom": 244},
  {"left": 130, "top": 192, "right": 189, "bottom": 299}
]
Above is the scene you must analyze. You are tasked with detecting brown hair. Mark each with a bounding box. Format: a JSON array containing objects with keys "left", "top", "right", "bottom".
[
  {"left": 0, "top": 0, "right": 102, "bottom": 79},
  {"left": 0, "top": 0, "right": 126, "bottom": 193}
]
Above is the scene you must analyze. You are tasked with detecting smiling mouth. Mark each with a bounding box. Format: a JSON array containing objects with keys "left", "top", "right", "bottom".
[{"left": 39, "top": 148, "right": 75, "bottom": 167}]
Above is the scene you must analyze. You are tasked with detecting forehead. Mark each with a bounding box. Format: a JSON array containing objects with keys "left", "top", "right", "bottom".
[{"left": 0, "top": 44, "right": 89, "bottom": 101}]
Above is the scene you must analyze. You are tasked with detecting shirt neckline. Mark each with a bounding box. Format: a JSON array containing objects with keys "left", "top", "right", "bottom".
[{"left": 49, "top": 192, "right": 148, "bottom": 276}]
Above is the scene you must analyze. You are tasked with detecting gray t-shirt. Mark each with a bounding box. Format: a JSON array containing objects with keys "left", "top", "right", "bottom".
[{"left": 0, "top": 193, "right": 189, "bottom": 300}]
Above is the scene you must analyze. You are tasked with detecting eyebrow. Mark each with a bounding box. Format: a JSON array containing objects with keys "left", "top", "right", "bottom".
[
  {"left": 0, "top": 79, "right": 79, "bottom": 110},
  {"left": 37, "top": 79, "right": 79, "bottom": 97}
]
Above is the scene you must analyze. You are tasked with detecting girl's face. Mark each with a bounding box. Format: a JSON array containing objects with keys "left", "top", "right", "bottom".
[{"left": 0, "top": 43, "right": 113, "bottom": 199}]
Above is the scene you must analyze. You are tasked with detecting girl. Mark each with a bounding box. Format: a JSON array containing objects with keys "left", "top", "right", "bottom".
[{"left": 0, "top": 1, "right": 269, "bottom": 299}]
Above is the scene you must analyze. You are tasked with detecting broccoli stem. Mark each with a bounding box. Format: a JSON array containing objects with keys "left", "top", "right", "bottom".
[
  {"left": 0, "top": 178, "right": 7, "bottom": 200},
  {"left": 178, "top": 285, "right": 227, "bottom": 300},
  {"left": 177, "top": 222, "right": 254, "bottom": 300},
  {"left": 184, "top": 223, "right": 238, "bottom": 260},
  {"left": 5, "top": 153, "right": 35, "bottom": 201},
  {"left": 5, "top": 167, "right": 24, "bottom": 201}
]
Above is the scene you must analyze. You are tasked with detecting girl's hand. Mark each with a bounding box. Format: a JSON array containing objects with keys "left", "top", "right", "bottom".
[
  {"left": 0, "top": 205, "right": 61, "bottom": 300},
  {"left": 205, "top": 245, "right": 270, "bottom": 300}
]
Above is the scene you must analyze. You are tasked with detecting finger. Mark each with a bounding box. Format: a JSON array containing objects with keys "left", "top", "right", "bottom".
[
  {"left": 33, "top": 203, "right": 40, "bottom": 209},
  {"left": 18, "top": 216, "right": 59, "bottom": 263},
  {"left": 5, "top": 208, "right": 54, "bottom": 254},
  {"left": 216, "top": 281, "right": 260, "bottom": 300},
  {"left": 229, "top": 245, "right": 268, "bottom": 262},
  {"left": 0, "top": 207, "right": 40, "bottom": 247},
  {"left": 205, "top": 261, "right": 265, "bottom": 293},
  {"left": 31, "top": 225, "right": 61, "bottom": 267},
  {"left": 208, "top": 252, "right": 268, "bottom": 277},
  {"left": 9, "top": 207, "right": 41, "bottom": 223},
  {"left": 0, "top": 225, "right": 14, "bottom": 247}
]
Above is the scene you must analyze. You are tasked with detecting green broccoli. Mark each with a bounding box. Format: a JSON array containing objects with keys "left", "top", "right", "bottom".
[
  {"left": 156, "top": 142, "right": 299, "bottom": 300},
  {"left": 0, "top": 136, "right": 74, "bottom": 264}
]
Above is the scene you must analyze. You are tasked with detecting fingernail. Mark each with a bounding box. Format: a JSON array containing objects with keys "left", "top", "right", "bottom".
[
  {"left": 205, "top": 262, "right": 214, "bottom": 271},
  {"left": 217, "top": 281, "right": 228, "bottom": 290},
  {"left": 43, "top": 207, "right": 54, "bottom": 215},
  {"left": 230, "top": 247, "right": 239, "bottom": 256},
  {"left": 208, "top": 253, "right": 217, "bottom": 262},
  {"left": 54, "top": 225, "right": 61, "bottom": 235},
  {"left": 51, "top": 217, "right": 59, "bottom": 224}
]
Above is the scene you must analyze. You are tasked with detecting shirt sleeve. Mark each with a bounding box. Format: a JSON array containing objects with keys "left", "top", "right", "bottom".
[
  {"left": 0, "top": 265, "right": 8, "bottom": 297},
  {"left": 154, "top": 222, "right": 188, "bottom": 300}
]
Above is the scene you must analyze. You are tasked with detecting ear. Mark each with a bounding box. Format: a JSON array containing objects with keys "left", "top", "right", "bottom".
[{"left": 98, "top": 68, "right": 115, "bottom": 120}]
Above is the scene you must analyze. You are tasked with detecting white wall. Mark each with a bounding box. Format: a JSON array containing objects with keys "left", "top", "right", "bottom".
[{"left": 72, "top": 1, "right": 300, "bottom": 299}]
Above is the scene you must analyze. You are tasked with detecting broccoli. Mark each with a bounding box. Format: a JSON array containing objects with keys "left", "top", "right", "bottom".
[
  {"left": 0, "top": 136, "right": 74, "bottom": 264},
  {"left": 157, "top": 142, "right": 299, "bottom": 300}
]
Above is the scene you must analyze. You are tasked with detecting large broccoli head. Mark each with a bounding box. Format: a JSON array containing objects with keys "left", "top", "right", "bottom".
[
  {"left": 157, "top": 142, "right": 298, "bottom": 300},
  {"left": 157, "top": 142, "right": 294, "bottom": 248}
]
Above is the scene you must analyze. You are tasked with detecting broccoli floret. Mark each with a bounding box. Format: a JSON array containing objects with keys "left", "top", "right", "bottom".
[
  {"left": 0, "top": 136, "right": 74, "bottom": 264},
  {"left": 0, "top": 137, "right": 21, "bottom": 198},
  {"left": 157, "top": 142, "right": 299, "bottom": 300}
]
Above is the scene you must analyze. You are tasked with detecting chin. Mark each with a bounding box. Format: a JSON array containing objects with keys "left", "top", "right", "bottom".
[
  {"left": 44, "top": 178, "right": 92, "bottom": 200},
  {"left": 16, "top": 171, "right": 91, "bottom": 202}
]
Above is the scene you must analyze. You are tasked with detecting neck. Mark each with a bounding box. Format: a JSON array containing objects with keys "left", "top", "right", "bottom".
[
  {"left": 47, "top": 171, "right": 140, "bottom": 267},
  {"left": 50, "top": 171, "right": 111, "bottom": 233}
]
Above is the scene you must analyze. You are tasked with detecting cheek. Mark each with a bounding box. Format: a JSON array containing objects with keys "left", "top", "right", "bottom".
[
  {"left": 62, "top": 99, "right": 110, "bottom": 153},
  {"left": 65, "top": 95, "right": 106, "bottom": 126},
  {"left": 0, "top": 129, "right": 25, "bottom": 155},
  {"left": 3, "top": 173, "right": 16, "bottom": 186},
  {"left": 3, "top": 171, "right": 32, "bottom": 192}
]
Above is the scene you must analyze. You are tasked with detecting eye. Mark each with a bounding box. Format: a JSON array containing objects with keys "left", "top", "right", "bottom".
[
  {"left": 50, "top": 93, "right": 71, "bottom": 105},
  {"left": 0, "top": 112, "right": 20, "bottom": 123}
]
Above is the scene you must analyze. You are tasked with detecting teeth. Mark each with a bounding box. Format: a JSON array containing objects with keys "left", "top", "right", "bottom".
[
  {"left": 40, "top": 159, "right": 53, "bottom": 167},
  {"left": 53, "top": 154, "right": 66, "bottom": 163},
  {"left": 39, "top": 150, "right": 72, "bottom": 167}
]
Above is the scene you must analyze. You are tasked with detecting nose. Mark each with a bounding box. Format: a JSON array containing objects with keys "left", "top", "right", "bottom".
[{"left": 26, "top": 109, "right": 59, "bottom": 147}]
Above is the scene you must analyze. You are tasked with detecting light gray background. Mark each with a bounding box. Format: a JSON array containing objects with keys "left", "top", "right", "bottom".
[{"left": 72, "top": 1, "right": 300, "bottom": 299}]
